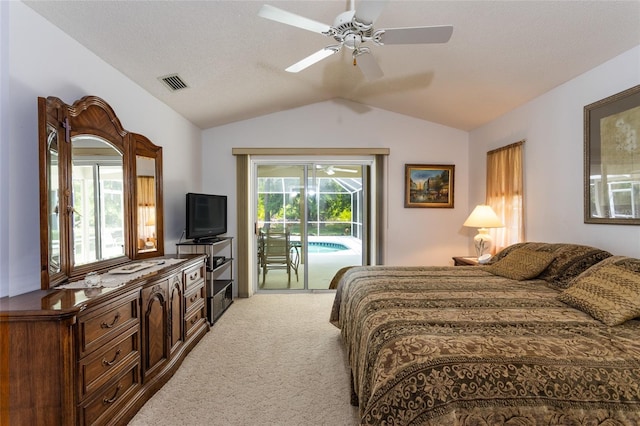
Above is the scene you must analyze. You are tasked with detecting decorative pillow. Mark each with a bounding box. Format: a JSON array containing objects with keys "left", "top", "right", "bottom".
[
  {"left": 488, "top": 242, "right": 612, "bottom": 288},
  {"left": 568, "top": 255, "right": 640, "bottom": 278},
  {"left": 484, "top": 248, "right": 555, "bottom": 280},
  {"left": 558, "top": 256, "right": 640, "bottom": 326},
  {"left": 486, "top": 242, "right": 536, "bottom": 264},
  {"left": 538, "top": 244, "right": 613, "bottom": 288}
]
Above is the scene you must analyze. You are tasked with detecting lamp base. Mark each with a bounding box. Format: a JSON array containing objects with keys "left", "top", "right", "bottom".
[{"left": 473, "top": 228, "right": 493, "bottom": 258}]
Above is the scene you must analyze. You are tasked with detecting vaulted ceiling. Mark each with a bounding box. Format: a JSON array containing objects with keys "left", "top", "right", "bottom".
[{"left": 25, "top": 1, "right": 640, "bottom": 131}]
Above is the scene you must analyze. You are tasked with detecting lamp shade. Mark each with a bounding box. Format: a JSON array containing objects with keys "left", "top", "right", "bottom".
[
  {"left": 463, "top": 205, "right": 504, "bottom": 228},
  {"left": 463, "top": 205, "right": 504, "bottom": 258}
]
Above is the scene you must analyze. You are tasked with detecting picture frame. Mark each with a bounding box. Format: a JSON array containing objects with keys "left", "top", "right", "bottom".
[
  {"left": 404, "top": 164, "right": 454, "bottom": 208},
  {"left": 584, "top": 85, "right": 640, "bottom": 225}
]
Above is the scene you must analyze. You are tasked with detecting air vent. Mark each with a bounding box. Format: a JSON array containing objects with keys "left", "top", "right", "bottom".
[{"left": 159, "top": 74, "right": 189, "bottom": 91}]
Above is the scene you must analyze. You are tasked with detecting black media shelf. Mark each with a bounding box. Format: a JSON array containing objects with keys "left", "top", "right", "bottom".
[{"left": 177, "top": 237, "right": 234, "bottom": 324}]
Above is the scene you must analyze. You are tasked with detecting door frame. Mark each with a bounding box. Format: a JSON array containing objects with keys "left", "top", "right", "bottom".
[{"left": 232, "top": 148, "right": 389, "bottom": 297}]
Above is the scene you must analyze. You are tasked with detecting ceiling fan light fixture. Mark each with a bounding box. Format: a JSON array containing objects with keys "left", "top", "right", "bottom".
[{"left": 343, "top": 33, "right": 362, "bottom": 50}]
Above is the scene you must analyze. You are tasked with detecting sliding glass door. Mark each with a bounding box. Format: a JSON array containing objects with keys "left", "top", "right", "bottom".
[{"left": 254, "top": 161, "right": 368, "bottom": 291}]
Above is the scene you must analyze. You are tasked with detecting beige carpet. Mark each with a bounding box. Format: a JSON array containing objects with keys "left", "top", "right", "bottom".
[{"left": 129, "top": 293, "right": 359, "bottom": 426}]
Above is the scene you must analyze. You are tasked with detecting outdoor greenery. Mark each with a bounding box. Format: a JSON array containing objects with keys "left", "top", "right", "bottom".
[{"left": 258, "top": 178, "right": 355, "bottom": 236}]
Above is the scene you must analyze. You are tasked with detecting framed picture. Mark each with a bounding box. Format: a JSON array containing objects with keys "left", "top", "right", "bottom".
[
  {"left": 584, "top": 85, "right": 640, "bottom": 225},
  {"left": 404, "top": 164, "right": 454, "bottom": 208}
]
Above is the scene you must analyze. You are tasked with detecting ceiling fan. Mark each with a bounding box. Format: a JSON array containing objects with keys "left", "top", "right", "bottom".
[
  {"left": 258, "top": 0, "right": 453, "bottom": 80},
  {"left": 315, "top": 165, "right": 359, "bottom": 175}
]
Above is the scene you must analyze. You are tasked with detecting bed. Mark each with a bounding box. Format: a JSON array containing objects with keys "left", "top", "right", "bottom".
[{"left": 329, "top": 243, "right": 640, "bottom": 425}]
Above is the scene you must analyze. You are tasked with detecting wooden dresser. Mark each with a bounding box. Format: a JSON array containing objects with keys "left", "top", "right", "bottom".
[{"left": 0, "top": 255, "right": 208, "bottom": 426}]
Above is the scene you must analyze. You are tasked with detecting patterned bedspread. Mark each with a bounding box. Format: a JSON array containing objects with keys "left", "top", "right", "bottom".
[{"left": 330, "top": 266, "right": 640, "bottom": 425}]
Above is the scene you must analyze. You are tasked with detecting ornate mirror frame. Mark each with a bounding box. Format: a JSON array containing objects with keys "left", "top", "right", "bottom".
[{"left": 38, "top": 95, "right": 164, "bottom": 289}]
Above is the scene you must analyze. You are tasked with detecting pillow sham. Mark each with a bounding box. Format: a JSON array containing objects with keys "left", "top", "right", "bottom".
[
  {"left": 488, "top": 242, "right": 612, "bottom": 288},
  {"left": 558, "top": 257, "right": 640, "bottom": 326},
  {"left": 484, "top": 248, "right": 555, "bottom": 280},
  {"left": 538, "top": 244, "right": 613, "bottom": 288},
  {"left": 486, "top": 242, "right": 535, "bottom": 264}
]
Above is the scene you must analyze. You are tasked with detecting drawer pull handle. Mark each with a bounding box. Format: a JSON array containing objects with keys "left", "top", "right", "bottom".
[
  {"left": 190, "top": 295, "right": 198, "bottom": 303},
  {"left": 100, "top": 312, "right": 120, "bottom": 329},
  {"left": 102, "top": 348, "right": 122, "bottom": 367},
  {"left": 190, "top": 315, "right": 199, "bottom": 325},
  {"left": 189, "top": 273, "right": 199, "bottom": 281},
  {"left": 103, "top": 384, "right": 122, "bottom": 405}
]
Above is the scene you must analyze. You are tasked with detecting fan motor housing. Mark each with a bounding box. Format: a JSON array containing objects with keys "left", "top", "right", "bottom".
[{"left": 333, "top": 10, "right": 373, "bottom": 47}]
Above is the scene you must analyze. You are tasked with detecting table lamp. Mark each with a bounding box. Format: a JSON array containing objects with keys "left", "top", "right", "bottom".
[{"left": 463, "top": 205, "right": 504, "bottom": 257}]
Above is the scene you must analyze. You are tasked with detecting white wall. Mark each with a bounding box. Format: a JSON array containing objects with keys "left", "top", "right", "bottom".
[
  {"left": 0, "top": 2, "right": 203, "bottom": 297},
  {"left": 202, "top": 99, "right": 471, "bottom": 267},
  {"left": 0, "top": 1, "right": 9, "bottom": 298},
  {"left": 469, "top": 46, "right": 640, "bottom": 257}
]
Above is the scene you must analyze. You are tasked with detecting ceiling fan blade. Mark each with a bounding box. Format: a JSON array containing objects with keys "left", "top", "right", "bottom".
[
  {"left": 378, "top": 25, "right": 453, "bottom": 45},
  {"left": 332, "top": 167, "right": 358, "bottom": 173},
  {"left": 258, "top": 4, "right": 331, "bottom": 34},
  {"left": 355, "top": 51, "right": 384, "bottom": 81},
  {"left": 286, "top": 47, "right": 339, "bottom": 73},
  {"left": 354, "top": 0, "right": 389, "bottom": 25}
]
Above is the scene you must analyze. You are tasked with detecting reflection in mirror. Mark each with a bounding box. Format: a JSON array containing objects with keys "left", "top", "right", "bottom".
[
  {"left": 47, "top": 126, "right": 61, "bottom": 274},
  {"left": 588, "top": 112, "right": 640, "bottom": 219},
  {"left": 137, "top": 156, "right": 157, "bottom": 253},
  {"left": 72, "top": 135, "right": 125, "bottom": 265}
]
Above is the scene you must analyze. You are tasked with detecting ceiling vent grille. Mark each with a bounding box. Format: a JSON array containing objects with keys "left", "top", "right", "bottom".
[{"left": 159, "top": 74, "right": 188, "bottom": 91}]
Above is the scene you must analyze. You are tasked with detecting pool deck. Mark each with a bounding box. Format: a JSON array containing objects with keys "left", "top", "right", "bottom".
[{"left": 259, "top": 236, "right": 361, "bottom": 291}]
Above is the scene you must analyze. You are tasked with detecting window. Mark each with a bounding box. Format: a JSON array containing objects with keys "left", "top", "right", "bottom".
[{"left": 486, "top": 141, "right": 524, "bottom": 252}]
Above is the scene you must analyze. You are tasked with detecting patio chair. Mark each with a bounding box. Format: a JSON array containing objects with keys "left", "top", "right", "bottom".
[{"left": 261, "top": 230, "right": 294, "bottom": 286}]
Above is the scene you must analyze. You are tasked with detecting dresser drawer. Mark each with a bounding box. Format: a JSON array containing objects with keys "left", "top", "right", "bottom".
[
  {"left": 78, "top": 361, "right": 140, "bottom": 426},
  {"left": 183, "top": 263, "right": 205, "bottom": 291},
  {"left": 184, "top": 285, "right": 205, "bottom": 314},
  {"left": 78, "top": 291, "right": 140, "bottom": 357},
  {"left": 184, "top": 303, "right": 206, "bottom": 340},
  {"left": 78, "top": 325, "right": 140, "bottom": 400}
]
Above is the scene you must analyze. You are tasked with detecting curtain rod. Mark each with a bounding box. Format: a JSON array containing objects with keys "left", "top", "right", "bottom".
[{"left": 487, "top": 140, "right": 524, "bottom": 155}]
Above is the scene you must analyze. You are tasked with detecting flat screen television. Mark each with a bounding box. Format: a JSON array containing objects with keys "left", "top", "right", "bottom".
[{"left": 185, "top": 193, "right": 227, "bottom": 242}]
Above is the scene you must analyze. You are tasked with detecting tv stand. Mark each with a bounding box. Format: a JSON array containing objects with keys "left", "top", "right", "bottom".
[
  {"left": 194, "top": 236, "right": 221, "bottom": 244},
  {"left": 177, "top": 237, "right": 233, "bottom": 324}
]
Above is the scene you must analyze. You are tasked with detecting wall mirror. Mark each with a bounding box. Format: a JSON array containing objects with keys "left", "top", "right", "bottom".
[
  {"left": 39, "top": 96, "right": 164, "bottom": 289},
  {"left": 584, "top": 84, "right": 640, "bottom": 225}
]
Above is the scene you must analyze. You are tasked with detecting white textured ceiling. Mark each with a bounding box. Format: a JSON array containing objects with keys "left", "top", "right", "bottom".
[{"left": 24, "top": 1, "right": 640, "bottom": 131}]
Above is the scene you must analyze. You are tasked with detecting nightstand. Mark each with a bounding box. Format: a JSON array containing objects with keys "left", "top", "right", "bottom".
[{"left": 452, "top": 256, "right": 479, "bottom": 266}]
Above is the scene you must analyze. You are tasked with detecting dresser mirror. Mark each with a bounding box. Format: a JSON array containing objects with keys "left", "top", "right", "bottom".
[
  {"left": 133, "top": 133, "right": 164, "bottom": 257},
  {"left": 45, "top": 125, "right": 61, "bottom": 277},
  {"left": 72, "top": 135, "right": 125, "bottom": 264},
  {"left": 38, "top": 96, "right": 164, "bottom": 289}
]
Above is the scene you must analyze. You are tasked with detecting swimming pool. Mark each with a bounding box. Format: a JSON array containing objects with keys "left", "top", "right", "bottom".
[{"left": 307, "top": 241, "right": 349, "bottom": 254}]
